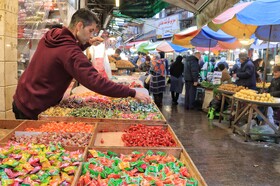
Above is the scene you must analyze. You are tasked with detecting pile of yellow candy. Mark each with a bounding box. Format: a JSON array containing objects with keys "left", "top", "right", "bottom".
[
  {"left": 219, "top": 84, "right": 245, "bottom": 92},
  {"left": 256, "top": 82, "right": 271, "bottom": 88},
  {"left": 235, "top": 89, "right": 276, "bottom": 103}
]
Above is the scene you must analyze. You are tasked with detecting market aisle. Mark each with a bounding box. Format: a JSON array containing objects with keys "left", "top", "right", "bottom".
[{"left": 159, "top": 91, "right": 280, "bottom": 186}]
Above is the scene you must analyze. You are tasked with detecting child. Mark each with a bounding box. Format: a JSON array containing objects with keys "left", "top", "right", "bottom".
[
  {"left": 268, "top": 65, "right": 280, "bottom": 98},
  {"left": 268, "top": 65, "right": 280, "bottom": 125}
]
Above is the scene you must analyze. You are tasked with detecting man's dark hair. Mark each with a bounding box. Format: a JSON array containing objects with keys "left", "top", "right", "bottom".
[
  {"left": 115, "top": 48, "right": 121, "bottom": 55},
  {"left": 273, "top": 65, "right": 280, "bottom": 72},
  {"left": 218, "top": 63, "right": 225, "bottom": 71},
  {"left": 69, "top": 8, "right": 99, "bottom": 28},
  {"left": 159, "top": 51, "right": 165, "bottom": 58},
  {"left": 175, "top": 55, "right": 183, "bottom": 63}
]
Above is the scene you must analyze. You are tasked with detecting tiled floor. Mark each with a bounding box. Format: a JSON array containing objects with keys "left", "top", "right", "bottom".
[{"left": 159, "top": 92, "right": 280, "bottom": 186}]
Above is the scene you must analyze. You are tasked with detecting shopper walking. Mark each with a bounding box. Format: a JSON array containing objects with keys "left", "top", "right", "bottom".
[
  {"left": 170, "top": 55, "right": 184, "bottom": 105},
  {"left": 233, "top": 52, "right": 256, "bottom": 89},
  {"left": 12, "top": 8, "right": 150, "bottom": 120},
  {"left": 149, "top": 53, "right": 166, "bottom": 107},
  {"left": 183, "top": 52, "right": 201, "bottom": 110}
]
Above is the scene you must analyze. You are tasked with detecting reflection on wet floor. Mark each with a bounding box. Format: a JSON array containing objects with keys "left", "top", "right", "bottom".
[{"left": 160, "top": 92, "right": 280, "bottom": 186}]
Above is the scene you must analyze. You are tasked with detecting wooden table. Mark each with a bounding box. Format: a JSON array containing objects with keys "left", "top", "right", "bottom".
[
  {"left": 217, "top": 89, "right": 235, "bottom": 126},
  {"left": 232, "top": 97, "right": 280, "bottom": 142}
]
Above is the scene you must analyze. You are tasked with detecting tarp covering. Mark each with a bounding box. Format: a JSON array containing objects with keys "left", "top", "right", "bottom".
[
  {"left": 172, "top": 26, "right": 236, "bottom": 48},
  {"left": 163, "top": 0, "right": 239, "bottom": 27},
  {"left": 196, "top": 0, "right": 239, "bottom": 27},
  {"left": 191, "top": 26, "right": 236, "bottom": 48},
  {"left": 209, "top": 0, "right": 280, "bottom": 41},
  {"left": 237, "top": 0, "right": 280, "bottom": 26},
  {"left": 119, "top": 0, "right": 169, "bottom": 18},
  {"left": 156, "top": 41, "right": 188, "bottom": 53}
]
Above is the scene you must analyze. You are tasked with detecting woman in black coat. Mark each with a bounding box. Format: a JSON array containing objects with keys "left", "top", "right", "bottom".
[{"left": 170, "top": 55, "right": 184, "bottom": 105}]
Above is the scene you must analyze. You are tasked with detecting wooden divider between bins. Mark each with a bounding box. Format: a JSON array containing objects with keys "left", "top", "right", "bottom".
[{"left": 38, "top": 115, "right": 167, "bottom": 124}]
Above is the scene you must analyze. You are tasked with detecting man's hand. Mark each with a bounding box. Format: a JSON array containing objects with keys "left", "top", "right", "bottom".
[
  {"left": 134, "top": 91, "right": 151, "bottom": 103},
  {"left": 232, "top": 73, "right": 237, "bottom": 78},
  {"left": 89, "top": 37, "right": 104, "bottom": 46},
  {"left": 193, "top": 82, "right": 198, "bottom": 86}
]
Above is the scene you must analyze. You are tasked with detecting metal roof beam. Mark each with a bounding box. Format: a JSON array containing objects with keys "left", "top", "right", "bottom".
[{"left": 163, "top": 0, "right": 199, "bottom": 13}]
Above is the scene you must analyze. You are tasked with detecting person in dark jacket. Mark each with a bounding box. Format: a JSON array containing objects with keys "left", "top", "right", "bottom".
[
  {"left": 233, "top": 52, "right": 256, "bottom": 90},
  {"left": 170, "top": 55, "right": 184, "bottom": 105},
  {"left": 12, "top": 9, "right": 150, "bottom": 120},
  {"left": 253, "top": 58, "right": 264, "bottom": 82},
  {"left": 268, "top": 65, "right": 280, "bottom": 97},
  {"left": 183, "top": 52, "right": 201, "bottom": 109}
]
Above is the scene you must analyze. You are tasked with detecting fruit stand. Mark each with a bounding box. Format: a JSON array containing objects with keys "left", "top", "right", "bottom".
[
  {"left": 0, "top": 119, "right": 207, "bottom": 185},
  {"left": 217, "top": 84, "right": 245, "bottom": 126},
  {"left": 232, "top": 90, "right": 280, "bottom": 142}
]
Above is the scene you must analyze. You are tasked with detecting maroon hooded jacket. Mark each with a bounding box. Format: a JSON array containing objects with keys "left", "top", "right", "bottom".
[{"left": 13, "top": 27, "right": 136, "bottom": 119}]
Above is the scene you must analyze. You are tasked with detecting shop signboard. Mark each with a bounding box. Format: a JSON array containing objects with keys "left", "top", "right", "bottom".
[{"left": 156, "top": 14, "right": 180, "bottom": 39}]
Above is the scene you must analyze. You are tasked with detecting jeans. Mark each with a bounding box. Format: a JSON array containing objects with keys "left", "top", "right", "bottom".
[{"left": 185, "top": 81, "right": 197, "bottom": 109}]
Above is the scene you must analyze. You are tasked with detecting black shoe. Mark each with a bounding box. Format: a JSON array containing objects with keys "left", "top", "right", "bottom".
[{"left": 172, "top": 101, "right": 178, "bottom": 105}]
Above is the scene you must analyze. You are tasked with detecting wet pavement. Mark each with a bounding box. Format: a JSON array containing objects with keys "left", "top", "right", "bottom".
[{"left": 159, "top": 91, "right": 280, "bottom": 186}]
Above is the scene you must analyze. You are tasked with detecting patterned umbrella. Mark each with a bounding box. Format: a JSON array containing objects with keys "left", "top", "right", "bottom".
[{"left": 209, "top": 0, "right": 280, "bottom": 83}]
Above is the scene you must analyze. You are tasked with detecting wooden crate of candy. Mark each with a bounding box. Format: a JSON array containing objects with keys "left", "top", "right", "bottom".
[
  {"left": 0, "top": 143, "right": 86, "bottom": 186},
  {"left": 92, "top": 122, "right": 182, "bottom": 148},
  {"left": 0, "top": 119, "right": 25, "bottom": 139},
  {"left": 0, "top": 120, "right": 96, "bottom": 147},
  {"left": 75, "top": 147, "right": 207, "bottom": 186},
  {"left": 38, "top": 93, "right": 167, "bottom": 124}
]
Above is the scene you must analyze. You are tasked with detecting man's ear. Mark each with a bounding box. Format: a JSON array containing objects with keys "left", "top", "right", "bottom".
[{"left": 76, "top": 22, "right": 83, "bottom": 31}]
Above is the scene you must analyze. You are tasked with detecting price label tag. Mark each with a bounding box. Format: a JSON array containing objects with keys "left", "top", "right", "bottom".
[{"left": 213, "top": 71, "right": 222, "bottom": 79}]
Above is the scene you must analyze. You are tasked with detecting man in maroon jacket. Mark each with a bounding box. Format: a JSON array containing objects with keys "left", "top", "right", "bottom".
[{"left": 13, "top": 9, "right": 151, "bottom": 120}]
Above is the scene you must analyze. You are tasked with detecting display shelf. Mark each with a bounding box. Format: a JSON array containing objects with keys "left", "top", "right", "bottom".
[{"left": 17, "top": 0, "right": 67, "bottom": 78}]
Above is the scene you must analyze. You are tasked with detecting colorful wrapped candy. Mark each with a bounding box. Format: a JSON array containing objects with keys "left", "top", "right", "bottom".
[
  {"left": 0, "top": 143, "right": 83, "bottom": 185},
  {"left": 78, "top": 150, "right": 198, "bottom": 186}
]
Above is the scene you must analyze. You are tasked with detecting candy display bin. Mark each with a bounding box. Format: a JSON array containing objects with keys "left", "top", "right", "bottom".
[{"left": 74, "top": 147, "right": 207, "bottom": 186}]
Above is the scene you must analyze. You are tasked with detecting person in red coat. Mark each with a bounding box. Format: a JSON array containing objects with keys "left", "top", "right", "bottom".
[{"left": 13, "top": 9, "right": 150, "bottom": 120}]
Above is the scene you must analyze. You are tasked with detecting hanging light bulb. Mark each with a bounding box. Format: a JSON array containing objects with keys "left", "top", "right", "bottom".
[
  {"left": 116, "top": 0, "right": 120, "bottom": 7},
  {"left": 239, "top": 33, "right": 254, "bottom": 46}
]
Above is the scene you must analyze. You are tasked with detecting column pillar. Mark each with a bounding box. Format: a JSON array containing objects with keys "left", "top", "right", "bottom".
[{"left": 0, "top": 0, "right": 18, "bottom": 119}]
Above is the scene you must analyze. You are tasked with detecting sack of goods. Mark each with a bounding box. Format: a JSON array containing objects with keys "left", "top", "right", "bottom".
[{"left": 116, "top": 60, "right": 135, "bottom": 68}]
